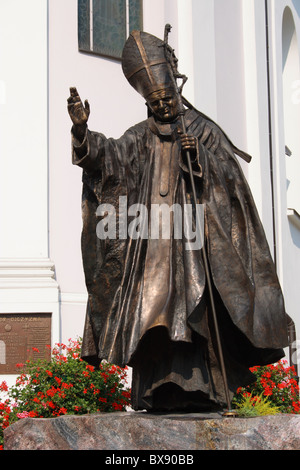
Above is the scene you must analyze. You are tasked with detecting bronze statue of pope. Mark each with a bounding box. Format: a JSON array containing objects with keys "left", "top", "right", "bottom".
[{"left": 68, "top": 29, "right": 288, "bottom": 412}]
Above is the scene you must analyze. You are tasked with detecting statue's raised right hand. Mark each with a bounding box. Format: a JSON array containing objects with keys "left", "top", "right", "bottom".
[{"left": 67, "top": 87, "right": 90, "bottom": 128}]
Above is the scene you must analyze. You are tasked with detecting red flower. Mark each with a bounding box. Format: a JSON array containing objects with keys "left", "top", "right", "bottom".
[
  {"left": 47, "top": 401, "right": 56, "bottom": 409},
  {"left": 112, "top": 403, "right": 123, "bottom": 411},
  {"left": 0, "top": 382, "right": 8, "bottom": 392},
  {"left": 263, "top": 372, "right": 272, "bottom": 379},
  {"left": 293, "top": 402, "right": 300, "bottom": 413},
  {"left": 46, "top": 387, "right": 57, "bottom": 397},
  {"left": 278, "top": 383, "right": 287, "bottom": 390},
  {"left": 62, "top": 382, "right": 73, "bottom": 389},
  {"left": 263, "top": 386, "right": 273, "bottom": 396}
]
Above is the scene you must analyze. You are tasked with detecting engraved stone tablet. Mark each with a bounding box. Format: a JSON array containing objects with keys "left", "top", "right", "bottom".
[{"left": 0, "top": 313, "right": 51, "bottom": 374}]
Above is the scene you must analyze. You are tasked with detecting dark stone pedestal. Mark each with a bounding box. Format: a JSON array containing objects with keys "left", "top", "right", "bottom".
[{"left": 3, "top": 411, "right": 300, "bottom": 450}]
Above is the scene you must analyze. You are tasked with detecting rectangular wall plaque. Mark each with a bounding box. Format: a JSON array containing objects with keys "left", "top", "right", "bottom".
[{"left": 0, "top": 313, "right": 51, "bottom": 374}]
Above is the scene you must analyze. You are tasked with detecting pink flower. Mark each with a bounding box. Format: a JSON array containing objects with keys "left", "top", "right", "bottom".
[{"left": 17, "top": 411, "right": 31, "bottom": 419}]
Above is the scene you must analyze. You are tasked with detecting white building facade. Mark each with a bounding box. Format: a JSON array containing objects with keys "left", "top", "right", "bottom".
[{"left": 0, "top": 0, "right": 299, "bottom": 386}]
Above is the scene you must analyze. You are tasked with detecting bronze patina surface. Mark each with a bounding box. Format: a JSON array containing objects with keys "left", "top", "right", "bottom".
[{"left": 67, "top": 27, "right": 288, "bottom": 413}]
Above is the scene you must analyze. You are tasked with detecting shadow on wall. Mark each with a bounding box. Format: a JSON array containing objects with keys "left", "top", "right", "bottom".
[{"left": 288, "top": 215, "right": 300, "bottom": 248}]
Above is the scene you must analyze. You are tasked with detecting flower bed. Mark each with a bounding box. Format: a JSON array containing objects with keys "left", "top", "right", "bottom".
[
  {"left": 0, "top": 338, "right": 131, "bottom": 449},
  {"left": 1, "top": 341, "right": 300, "bottom": 449}
]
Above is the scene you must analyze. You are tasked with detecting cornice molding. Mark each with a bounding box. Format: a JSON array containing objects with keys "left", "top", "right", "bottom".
[{"left": 0, "top": 259, "right": 58, "bottom": 289}]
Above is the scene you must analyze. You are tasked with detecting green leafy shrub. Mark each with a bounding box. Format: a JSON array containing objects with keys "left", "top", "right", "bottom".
[{"left": 0, "top": 338, "right": 131, "bottom": 449}]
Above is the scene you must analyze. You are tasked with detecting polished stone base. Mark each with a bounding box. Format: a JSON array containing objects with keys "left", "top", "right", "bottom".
[{"left": 4, "top": 411, "right": 300, "bottom": 450}]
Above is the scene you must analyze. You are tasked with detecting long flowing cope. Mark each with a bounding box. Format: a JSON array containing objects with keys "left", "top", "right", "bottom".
[{"left": 72, "top": 107, "right": 288, "bottom": 412}]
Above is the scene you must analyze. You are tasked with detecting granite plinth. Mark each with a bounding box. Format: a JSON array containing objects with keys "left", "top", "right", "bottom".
[{"left": 4, "top": 411, "right": 300, "bottom": 450}]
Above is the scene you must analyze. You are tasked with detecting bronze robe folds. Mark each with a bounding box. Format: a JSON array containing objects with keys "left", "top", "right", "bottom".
[{"left": 72, "top": 108, "right": 288, "bottom": 411}]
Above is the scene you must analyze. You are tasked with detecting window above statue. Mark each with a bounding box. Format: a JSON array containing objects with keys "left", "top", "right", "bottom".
[{"left": 78, "top": 0, "right": 143, "bottom": 60}]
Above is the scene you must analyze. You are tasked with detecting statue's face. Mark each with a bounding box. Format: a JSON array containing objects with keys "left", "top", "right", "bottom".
[{"left": 147, "top": 90, "right": 179, "bottom": 122}]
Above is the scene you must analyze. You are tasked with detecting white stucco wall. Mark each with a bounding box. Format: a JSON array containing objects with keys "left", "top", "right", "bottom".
[
  {"left": 0, "top": 0, "right": 59, "bottom": 387},
  {"left": 0, "top": 0, "right": 48, "bottom": 259}
]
